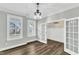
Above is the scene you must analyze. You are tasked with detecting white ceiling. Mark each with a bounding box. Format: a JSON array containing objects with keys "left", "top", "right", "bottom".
[{"left": 0, "top": 3, "right": 79, "bottom": 19}]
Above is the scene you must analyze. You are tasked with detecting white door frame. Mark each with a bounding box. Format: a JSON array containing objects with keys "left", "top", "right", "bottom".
[
  {"left": 46, "top": 18, "right": 65, "bottom": 43},
  {"left": 39, "top": 23, "right": 47, "bottom": 44},
  {"left": 38, "top": 18, "right": 65, "bottom": 44}
]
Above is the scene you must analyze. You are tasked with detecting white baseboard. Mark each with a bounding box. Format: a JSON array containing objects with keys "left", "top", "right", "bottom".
[
  {"left": 26, "top": 39, "right": 37, "bottom": 43},
  {"left": 0, "top": 39, "right": 37, "bottom": 51},
  {"left": 0, "top": 42, "right": 27, "bottom": 51},
  {"left": 38, "top": 39, "right": 47, "bottom": 44},
  {"left": 64, "top": 48, "right": 78, "bottom": 55},
  {"left": 48, "top": 38, "right": 64, "bottom": 43}
]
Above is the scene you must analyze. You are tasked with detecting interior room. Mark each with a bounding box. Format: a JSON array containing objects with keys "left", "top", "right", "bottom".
[{"left": 0, "top": 3, "right": 79, "bottom": 55}]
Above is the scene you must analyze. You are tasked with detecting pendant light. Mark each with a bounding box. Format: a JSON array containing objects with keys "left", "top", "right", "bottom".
[{"left": 34, "top": 3, "right": 42, "bottom": 19}]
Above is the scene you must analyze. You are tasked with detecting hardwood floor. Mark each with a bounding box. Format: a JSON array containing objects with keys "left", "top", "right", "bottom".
[{"left": 0, "top": 39, "right": 69, "bottom": 55}]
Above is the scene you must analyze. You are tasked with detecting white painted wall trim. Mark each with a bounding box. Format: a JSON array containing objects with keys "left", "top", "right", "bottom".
[
  {"left": 43, "top": 6, "right": 79, "bottom": 19},
  {"left": 47, "top": 18, "right": 65, "bottom": 23},
  {"left": 0, "top": 42, "right": 27, "bottom": 51},
  {"left": 38, "top": 39, "right": 47, "bottom": 44},
  {"left": 0, "top": 6, "right": 26, "bottom": 16},
  {"left": 0, "top": 39, "right": 37, "bottom": 51}
]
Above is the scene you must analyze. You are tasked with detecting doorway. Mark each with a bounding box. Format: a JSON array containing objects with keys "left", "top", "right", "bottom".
[{"left": 47, "top": 19, "right": 64, "bottom": 43}]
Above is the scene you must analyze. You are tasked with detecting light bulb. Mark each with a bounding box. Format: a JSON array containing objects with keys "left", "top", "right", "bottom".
[
  {"left": 34, "top": 15, "right": 37, "bottom": 19},
  {"left": 34, "top": 14, "right": 42, "bottom": 19},
  {"left": 39, "top": 16, "right": 42, "bottom": 19}
]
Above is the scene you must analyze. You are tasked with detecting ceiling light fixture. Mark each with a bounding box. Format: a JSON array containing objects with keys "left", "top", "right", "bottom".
[{"left": 34, "top": 3, "right": 42, "bottom": 19}]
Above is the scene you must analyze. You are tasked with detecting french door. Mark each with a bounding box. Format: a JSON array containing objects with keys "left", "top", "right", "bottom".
[
  {"left": 38, "top": 23, "right": 47, "bottom": 43},
  {"left": 64, "top": 17, "right": 79, "bottom": 55}
]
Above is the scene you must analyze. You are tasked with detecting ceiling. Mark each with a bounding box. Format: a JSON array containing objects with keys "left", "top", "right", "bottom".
[{"left": 0, "top": 3, "right": 79, "bottom": 19}]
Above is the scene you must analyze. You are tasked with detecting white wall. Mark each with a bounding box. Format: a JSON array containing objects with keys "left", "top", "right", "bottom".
[
  {"left": 0, "top": 11, "right": 37, "bottom": 51},
  {"left": 47, "top": 28, "right": 64, "bottom": 43},
  {"left": 38, "top": 6, "right": 79, "bottom": 43}
]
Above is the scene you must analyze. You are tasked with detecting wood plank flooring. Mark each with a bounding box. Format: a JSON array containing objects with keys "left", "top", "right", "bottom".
[{"left": 0, "top": 39, "right": 69, "bottom": 55}]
